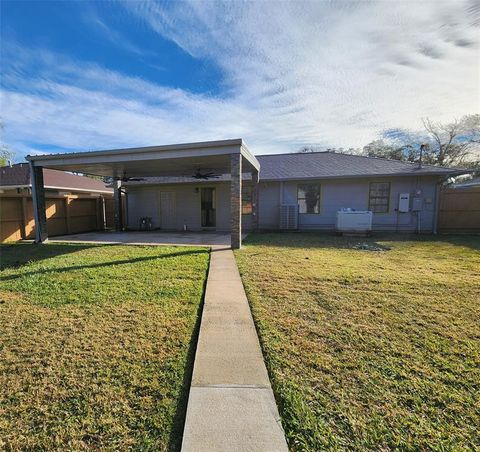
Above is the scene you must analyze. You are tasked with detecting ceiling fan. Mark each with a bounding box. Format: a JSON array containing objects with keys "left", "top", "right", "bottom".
[
  {"left": 120, "top": 171, "right": 145, "bottom": 182},
  {"left": 191, "top": 169, "right": 221, "bottom": 180}
]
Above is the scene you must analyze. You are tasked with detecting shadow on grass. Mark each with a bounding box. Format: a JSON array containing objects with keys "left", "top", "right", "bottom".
[
  {"left": 0, "top": 243, "right": 99, "bottom": 271},
  {"left": 0, "top": 248, "right": 207, "bottom": 282},
  {"left": 242, "top": 232, "right": 480, "bottom": 251},
  {"left": 167, "top": 250, "right": 210, "bottom": 451}
]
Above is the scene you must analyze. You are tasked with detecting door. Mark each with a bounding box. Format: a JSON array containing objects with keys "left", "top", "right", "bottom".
[
  {"left": 201, "top": 187, "right": 216, "bottom": 228},
  {"left": 159, "top": 192, "right": 176, "bottom": 230}
]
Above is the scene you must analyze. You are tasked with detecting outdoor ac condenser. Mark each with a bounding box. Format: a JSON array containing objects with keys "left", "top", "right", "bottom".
[
  {"left": 336, "top": 210, "right": 373, "bottom": 233},
  {"left": 280, "top": 204, "right": 299, "bottom": 230}
]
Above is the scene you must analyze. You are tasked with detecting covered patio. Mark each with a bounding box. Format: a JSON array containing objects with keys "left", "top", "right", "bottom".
[{"left": 26, "top": 139, "right": 260, "bottom": 249}]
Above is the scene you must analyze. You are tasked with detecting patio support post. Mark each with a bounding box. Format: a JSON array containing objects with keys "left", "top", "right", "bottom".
[
  {"left": 30, "top": 162, "right": 48, "bottom": 243},
  {"left": 230, "top": 153, "right": 242, "bottom": 249},
  {"left": 252, "top": 169, "right": 259, "bottom": 231},
  {"left": 113, "top": 180, "right": 123, "bottom": 231}
]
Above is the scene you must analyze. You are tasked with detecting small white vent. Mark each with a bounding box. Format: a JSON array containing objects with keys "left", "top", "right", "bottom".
[{"left": 280, "top": 204, "right": 298, "bottom": 230}]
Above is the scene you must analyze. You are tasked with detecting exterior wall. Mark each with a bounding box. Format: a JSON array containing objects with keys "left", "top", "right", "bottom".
[
  {"left": 279, "top": 176, "right": 439, "bottom": 232},
  {"left": 126, "top": 182, "right": 253, "bottom": 231},
  {"left": 258, "top": 182, "right": 281, "bottom": 229},
  {"left": 126, "top": 176, "right": 441, "bottom": 233}
]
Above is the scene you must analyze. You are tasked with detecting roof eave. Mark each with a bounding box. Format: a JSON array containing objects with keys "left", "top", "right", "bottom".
[{"left": 258, "top": 169, "right": 472, "bottom": 182}]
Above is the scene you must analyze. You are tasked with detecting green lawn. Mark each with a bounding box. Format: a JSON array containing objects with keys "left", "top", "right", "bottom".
[
  {"left": 235, "top": 233, "right": 480, "bottom": 451},
  {"left": 0, "top": 243, "right": 209, "bottom": 451}
]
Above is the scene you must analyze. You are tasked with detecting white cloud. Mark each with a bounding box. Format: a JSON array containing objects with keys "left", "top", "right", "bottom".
[{"left": 1, "top": 0, "right": 478, "bottom": 161}]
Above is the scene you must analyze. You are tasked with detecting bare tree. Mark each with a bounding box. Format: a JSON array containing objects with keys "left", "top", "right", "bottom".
[{"left": 422, "top": 114, "right": 480, "bottom": 166}]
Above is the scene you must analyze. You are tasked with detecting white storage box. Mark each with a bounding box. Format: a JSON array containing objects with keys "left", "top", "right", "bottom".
[{"left": 336, "top": 210, "right": 373, "bottom": 233}]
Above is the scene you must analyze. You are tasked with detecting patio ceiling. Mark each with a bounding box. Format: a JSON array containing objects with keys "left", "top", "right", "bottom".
[{"left": 26, "top": 139, "right": 260, "bottom": 179}]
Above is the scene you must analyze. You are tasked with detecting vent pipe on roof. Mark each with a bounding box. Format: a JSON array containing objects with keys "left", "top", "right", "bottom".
[{"left": 419, "top": 144, "right": 427, "bottom": 169}]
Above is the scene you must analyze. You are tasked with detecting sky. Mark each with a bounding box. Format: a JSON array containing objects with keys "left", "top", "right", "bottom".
[{"left": 1, "top": 0, "right": 479, "bottom": 160}]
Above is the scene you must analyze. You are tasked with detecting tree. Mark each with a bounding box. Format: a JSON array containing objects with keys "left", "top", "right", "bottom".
[
  {"left": 362, "top": 139, "right": 415, "bottom": 162},
  {"left": 363, "top": 115, "right": 480, "bottom": 168},
  {"left": 422, "top": 114, "right": 480, "bottom": 167},
  {"left": 0, "top": 120, "right": 15, "bottom": 166}
]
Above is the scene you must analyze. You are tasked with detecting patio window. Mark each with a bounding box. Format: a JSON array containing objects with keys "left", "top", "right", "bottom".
[
  {"left": 297, "top": 183, "right": 321, "bottom": 214},
  {"left": 242, "top": 185, "right": 253, "bottom": 214},
  {"left": 369, "top": 182, "right": 390, "bottom": 213}
]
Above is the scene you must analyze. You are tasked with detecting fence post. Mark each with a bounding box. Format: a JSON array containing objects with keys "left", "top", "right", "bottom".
[
  {"left": 64, "top": 197, "right": 71, "bottom": 234},
  {"left": 20, "top": 196, "right": 28, "bottom": 239}
]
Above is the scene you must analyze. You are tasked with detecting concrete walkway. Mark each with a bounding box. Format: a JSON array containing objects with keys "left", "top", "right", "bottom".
[{"left": 182, "top": 249, "right": 288, "bottom": 452}]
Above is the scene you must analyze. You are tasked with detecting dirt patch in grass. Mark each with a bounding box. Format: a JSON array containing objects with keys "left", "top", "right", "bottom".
[
  {"left": 235, "top": 233, "right": 480, "bottom": 450},
  {"left": 0, "top": 243, "right": 209, "bottom": 450}
]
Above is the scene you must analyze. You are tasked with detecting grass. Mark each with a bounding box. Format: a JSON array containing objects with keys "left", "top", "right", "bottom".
[
  {"left": 235, "top": 233, "right": 480, "bottom": 451},
  {"left": 0, "top": 243, "right": 210, "bottom": 451}
]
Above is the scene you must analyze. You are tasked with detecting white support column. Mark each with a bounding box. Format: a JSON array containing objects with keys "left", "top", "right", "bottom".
[{"left": 113, "top": 180, "right": 123, "bottom": 231}]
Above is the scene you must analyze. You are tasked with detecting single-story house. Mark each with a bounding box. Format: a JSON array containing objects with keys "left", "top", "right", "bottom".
[
  {"left": 25, "top": 139, "right": 469, "bottom": 248},
  {"left": 123, "top": 151, "right": 467, "bottom": 234},
  {"left": 0, "top": 163, "right": 113, "bottom": 196}
]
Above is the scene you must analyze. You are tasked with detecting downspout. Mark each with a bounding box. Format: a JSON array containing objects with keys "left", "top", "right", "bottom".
[{"left": 433, "top": 178, "right": 445, "bottom": 235}]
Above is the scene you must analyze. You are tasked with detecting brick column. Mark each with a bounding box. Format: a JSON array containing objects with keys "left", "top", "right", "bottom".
[
  {"left": 113, "top": 180, "right": 123, "bottom": 231},
  {"left": 230, "top": 153, "right": 242, "bottom": 249},
  {"left": 30, "top": 163, "right": 48, "bottom": 243},
  {"left": 251, "top": 169, "right": 259, "bottom": 231}
]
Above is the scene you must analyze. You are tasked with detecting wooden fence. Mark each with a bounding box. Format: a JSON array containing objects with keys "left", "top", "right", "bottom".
[
  {"left": 0, "top": 193, "right": 114, "bottom": 242},
  {"left": 438, "top": 187, "right": 480, "bottom": 233}
]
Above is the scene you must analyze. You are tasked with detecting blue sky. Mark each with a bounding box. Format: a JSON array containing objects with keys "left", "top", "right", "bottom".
[{"left": 1, "top": 0, "right": 478, "bottom": 160}]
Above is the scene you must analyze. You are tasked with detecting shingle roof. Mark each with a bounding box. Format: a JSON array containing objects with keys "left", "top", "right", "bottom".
[
  {"left": 123, "top": 152, "right": 468, "bottom": 186},
  {"left": 256, "top": 152, "right": 467, "bottom": 181},
  {"left": 0, "top": 163, "right": 113, "bottom": 193}
]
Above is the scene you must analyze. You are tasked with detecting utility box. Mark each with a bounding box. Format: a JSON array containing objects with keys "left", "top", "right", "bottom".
[
  {"left": 398, "top": 193, "right": 410, "bottom": 212},
  {"left": 336, "top": 210, "right": 373, "bottom": 234},
  {"left": 412, "top": 197, "right": 423, "bottom": 211}
]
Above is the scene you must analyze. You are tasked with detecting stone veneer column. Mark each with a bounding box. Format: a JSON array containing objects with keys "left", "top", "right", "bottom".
[
  {"left": 30, "top": 163, "right": 48, "bottom": 243},
  {"left": 230, "top": 153, "right": 242, "bottom": 249},
  {"left": 251, "top": 169, "right": 259, "bottom": 231},
  {"left": 113, "top": 180, "right": 123, "bottom": 231}
]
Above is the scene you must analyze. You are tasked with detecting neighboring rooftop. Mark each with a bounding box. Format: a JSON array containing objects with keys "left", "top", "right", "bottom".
[
  {"left": 0, "top": 163, "right": 113, "bottom": 193},
  {"left": 451, "top": 176, "right": 480, "bottom": 189}
]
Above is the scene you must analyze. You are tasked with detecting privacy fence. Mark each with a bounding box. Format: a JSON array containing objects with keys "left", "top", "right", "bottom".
[
  {"left": 438, "top": 187, "right": 480, "bottom": 233},
  {"left": 0, "top": 193, "right": 114, "bottom": 242}
]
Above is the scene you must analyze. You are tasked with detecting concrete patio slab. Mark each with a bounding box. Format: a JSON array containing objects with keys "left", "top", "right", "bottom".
[
  {"left": 182, "top": 248, "right": 288, "bottom": 451},
  {"left": 46, "top": 231, "right": 242, "bottom": 248}
]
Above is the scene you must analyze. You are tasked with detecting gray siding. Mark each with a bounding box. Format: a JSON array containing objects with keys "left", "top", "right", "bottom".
[
  {"left": 126, "top": 176, "right": 440, "bottom": 233},
  {"left": 126, "top": 182, "right": 253, "bottom": 231},
  {"left": 276, "top": 176, "right": 439, "bottom": 232}
]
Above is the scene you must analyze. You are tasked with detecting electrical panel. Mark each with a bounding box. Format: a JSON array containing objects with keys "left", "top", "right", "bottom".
[
  {"left": 412, "top": 197, "right": 423, "bottom": 211},
  {"left": 398, "top": 193, "right": 410, "bottom": 212}
]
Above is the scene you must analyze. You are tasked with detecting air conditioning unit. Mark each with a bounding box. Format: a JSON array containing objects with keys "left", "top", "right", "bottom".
[
  {"left": 336, "top": 210, "right": 373, "bottom": 233},
  {"left": 280, "top": 204, "right": 298, "bottom": 230}
]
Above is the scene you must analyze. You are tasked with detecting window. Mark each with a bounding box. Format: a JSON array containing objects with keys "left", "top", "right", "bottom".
[
  {"left": 242, "top": 185, "right": 253, "bottom": 214},
  {"left": 369, "top": 182, "right": 390, "bottom": 213},
  {"left": 297, "top": 184, "right": 320, "bottom": 214}
]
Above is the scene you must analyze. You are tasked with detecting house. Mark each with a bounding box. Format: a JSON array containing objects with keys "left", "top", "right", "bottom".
[
  {"left": 123, "top": 151, "right": 465, "bottom": 234},
  {"left": 0, "top": 163, "right": 113, "bottom": 196},
  {"left": 0, "top": 163, "right": 113, "bottom": 242},
  {"left": 24, "top": 139, "right": 469, "bottom": 247}
]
